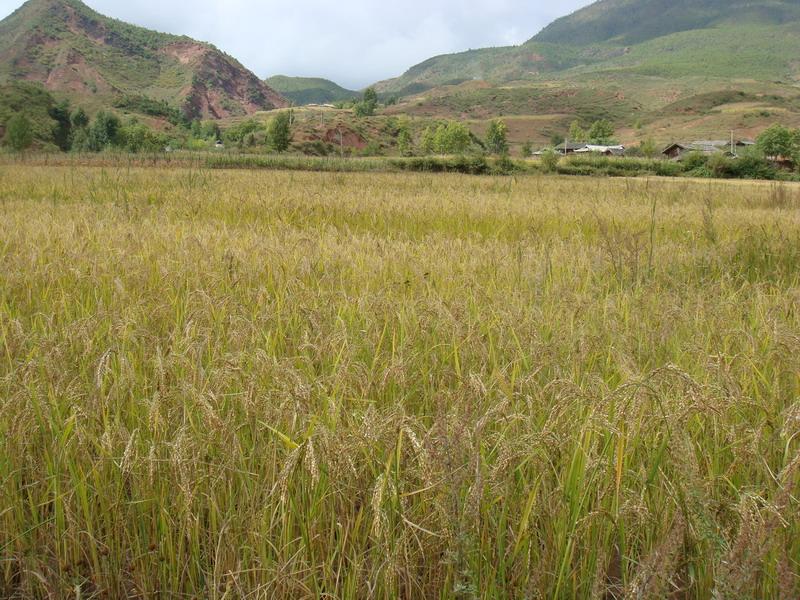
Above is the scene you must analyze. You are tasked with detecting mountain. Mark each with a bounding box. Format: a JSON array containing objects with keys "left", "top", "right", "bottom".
[
  {"left": 0, "top": 0, "right": 288, "bottom": 119},
  {"left": 265, "top": 75, "right": 358, "bottom": 105},
  {"left": 373, "top": 44, "right": 587, "bottom": 96},
  {"left": 533, "top": 0, "right": 800, "bottom": 46},
  {"left": 376, "top": 0, "right": 800, "bottom": 94}
]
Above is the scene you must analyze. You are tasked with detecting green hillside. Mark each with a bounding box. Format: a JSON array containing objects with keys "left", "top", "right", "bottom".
[
  {"left": 0, "top": 0, "right": 287, "bottom": 119},
  {"left": 532, "top": 0, "right": 800, "bottom": 45},
  {"left": 572, "top": 23, "right": 800, "bottom": 81},
  {"left": 374, "top": 44, "right": 589, "bottom": 95},
  {"left": 376, "top": 0, "right": 800, "bottom": 95},
  {"left": 265, "top": 75, "right": 358, "bottom": 105}
]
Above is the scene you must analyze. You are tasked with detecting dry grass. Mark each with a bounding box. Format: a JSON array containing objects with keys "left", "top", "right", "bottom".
[{"left": 1, "top": 166, "right": 799, "bottom": 599}]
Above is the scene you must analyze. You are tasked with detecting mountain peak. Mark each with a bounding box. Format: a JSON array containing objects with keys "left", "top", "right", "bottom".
[{"left": 0, "top": 0, "right": 287, "bottom": 119}]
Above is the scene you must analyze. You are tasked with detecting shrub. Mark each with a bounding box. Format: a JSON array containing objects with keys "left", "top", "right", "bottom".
[
  {"left": 681, "top": 152, "right": 708, "bottom": 171},
  {"left": 640, "top": 138, "right": 658, "bottom": 159},
  {"left": 118, "top": 122, "right": 167, "bottom": 153},
  {"left": 654, "top": 161, "right": 683, "bottom": 177},
  {"left": 540, "top": 149, "right": 560, "bottom": 173},
  {"left": 113, "top": 95, "right": 188, "bottom": 127},
  {"left": 391, "top": 155, "right": 490, "bottom": 175},
  {"left": 727, "top": 155, "right": 777, "bottom": 180},
  {"left": 298, "top": 140, "right": 334, "bottom": 157},
  {"left": 224, "top": 119, "right": 263, "bottom": 147},
  {"left": 361, "top": 141, "right": 383, "bottom": 157}
]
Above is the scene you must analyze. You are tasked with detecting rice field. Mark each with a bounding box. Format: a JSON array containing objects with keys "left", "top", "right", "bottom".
[{"left": 1, "top": 165, "right": 799, "bottom": 599}]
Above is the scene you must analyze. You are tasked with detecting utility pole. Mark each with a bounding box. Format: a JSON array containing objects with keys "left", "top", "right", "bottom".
[{"left": 730, "top": 130, "right": 735, "bottom": 156}]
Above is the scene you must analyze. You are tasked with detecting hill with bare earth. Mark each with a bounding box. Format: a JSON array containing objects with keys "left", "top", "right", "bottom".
[{"left": 0, "top": 0, "right": 288, "bottom": 120}]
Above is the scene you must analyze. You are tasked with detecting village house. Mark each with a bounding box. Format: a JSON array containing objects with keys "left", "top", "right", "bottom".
[
  {"left": 554, "top": 143, "right": 590, "bottom": 156},
  {"left": 534, "top": 143, "right": 626, "bottom": 156},
  {"left": 574, "top": 144, "right": 626, "bottom": 156},
  {"left": 662, "top": 139, "right": 755, "bottom": 160}
]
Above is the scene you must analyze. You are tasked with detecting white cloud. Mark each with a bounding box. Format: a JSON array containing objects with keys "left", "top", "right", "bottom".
[{"left": 0, "top": 0, "right": 593, "bottom": 88}]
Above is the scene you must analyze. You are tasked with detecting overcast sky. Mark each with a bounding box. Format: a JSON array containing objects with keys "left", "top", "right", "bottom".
[{"left": 0, "top": 0, "right": 593, "bottom": 88}]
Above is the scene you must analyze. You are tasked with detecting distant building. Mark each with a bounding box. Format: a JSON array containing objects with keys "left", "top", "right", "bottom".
[
  {"left": 555, "top": 143, "right": 591, "bottom": 156},
  {"left": 662, "top": 139, "right": 755, "bottom": 160},
  {"left": 534, "top": 143, "right": 625, "bottom": 156},
  {"left": 575, "top": 144, "right": 626, "bottom": 156}
]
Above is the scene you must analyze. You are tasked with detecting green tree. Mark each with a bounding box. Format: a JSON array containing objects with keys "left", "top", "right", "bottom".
[
  {"left": 397, "top": 126, "right": 414, "bottom": 157},
  {"left": 433, "top": 124, "right": 448, "bottom": 154},
  {"left": 757, "top": 124, "right": 797, "bottom": 164},
  {"left": 5, "top": 114, "right": 33, "bottom": 151},
  {"left": 486, "top": 120, "right": 509, "bottom": 155},
  {"left": 588, "top": 119, "right": 615, "bottom": 145},
  {"left": 521, "top": 141, "right": 533, "bottom": 158},
  {"left": 190, "top": 119, "right": 203, "bottom": 138},
  {"left": 268, "top": 111, "right": 292, "bottom": 152},
  {"left": 354, "top": 87, "right": 379, "bottom": 117},
  {"left": 202, "top": 121, "right": 222, "bottom": 141},
  {"left": 568, "top": 120, "right": 587, "bottom": 143},
  {"left": 640, "top": 137, "right": 658, "bottom": 158},
  {"left": 794, "top": 129, "right": 800, "bottom": 169},
  {"left": 72, "top": 111, "right": 121, "bottom": 152},
  {"left": 71, "top": 107, "right": 89, "bottom": 130},
  {"left": 433, "top": 121, "right": 471, "bottom": 154},
  {"left": 97, "top": 112, "right": 121, "bottom": 148},
  {"left": 420, "top": 126, "right": 436, "bottom": 155},
  {"left": 49, "top": 100, "right": 72, "bottom": 151},
  {"left": 449, "top": 122, "right": 472, "bottom": 154}
]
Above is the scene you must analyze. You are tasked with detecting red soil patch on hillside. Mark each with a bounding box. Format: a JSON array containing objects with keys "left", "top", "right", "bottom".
[
  {"left": 44, "top": 50, "right": 116, "bottom": 95},
  {"left": 161, "top": 42, "right": 207, "bottom": 65},
  {"left": 322, "top": 127, "right": 367, "bottom": 150}
]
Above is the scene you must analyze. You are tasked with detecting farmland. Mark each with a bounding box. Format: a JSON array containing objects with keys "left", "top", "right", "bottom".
[{"left": 1, "top": 165, "right": 799, "bottom": 598}]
